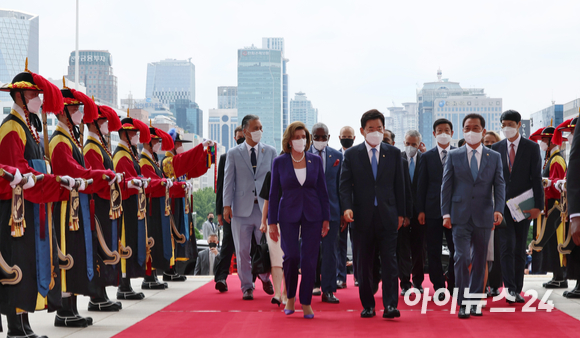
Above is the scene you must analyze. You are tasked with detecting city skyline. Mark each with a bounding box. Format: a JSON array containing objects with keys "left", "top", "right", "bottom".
[{"left": 2, "top": 1, "right": 580, "bottom": 150}]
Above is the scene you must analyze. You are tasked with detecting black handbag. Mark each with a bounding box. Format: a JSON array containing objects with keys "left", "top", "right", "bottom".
[{"left": 251, "top": 233, "right": 271, "bottom": 275}]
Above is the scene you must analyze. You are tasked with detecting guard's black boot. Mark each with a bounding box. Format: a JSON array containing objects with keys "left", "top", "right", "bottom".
[
  {"left": 163, "top": 266, "right": 187, "bottom": 282},
  {"left": 89, "top": 287, "right": 122, "bottom": 312},
  {"left": 7, "top": 312, "right": 48, "bottom": 338},
  {"left": 142, "top": 273, "right": 167, "bottom": 290},
  {"left": 117, "top": 277, "right": 145, "bottom": 300},
  {"left": 55, "top": 296, "right": 89, "bottom": 328}
]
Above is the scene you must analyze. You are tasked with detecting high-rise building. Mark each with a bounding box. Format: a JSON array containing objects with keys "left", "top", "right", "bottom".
[
  {"left": 218, "top": 86, "right": 237, "bottom": 109},
  {"left": 66, "top": 50, "right": 118, "bottom": 107},
  {"left": 146, "top": 58, "right": 195, "bottom": 104},
  {"left": 530, "top": 104, "right": 564, "bottom": 133},
  {"left": 171, "top": 99, "right": 203, "bottom": 136},
  {"left": 290, "top": 92, "right": 318, "bottom": 130},
  {"left": 417, "top": 69, "right": 502, "bottom": 149},
  {"left": 209, "top": 108, "right": 238, "bottom": 151},
  {"left": 237, "top": 46, "right": 283, "bottom": 151},
  {"left": 0, "top": 9, "right": 39, "bottom": 102},
  {"left": 386, "top": 103, "right": 418, "bottom": 150},
  {"left": 262, "top": 38, "right": 289, "bottom": 131}
]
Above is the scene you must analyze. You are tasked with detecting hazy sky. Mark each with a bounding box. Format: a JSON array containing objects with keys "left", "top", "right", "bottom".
[{"left": 8, "top": 0, "right": 580, "bottom": 148}]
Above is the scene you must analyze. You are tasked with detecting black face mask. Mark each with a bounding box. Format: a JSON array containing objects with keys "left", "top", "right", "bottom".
[
  {"left": 485, "top": 144, "right": 492, "bottom": 149},
  {"left": 208, "top": 217, "right": 214, "bottom": 223},
  {"left": 209, "top": 242, "right": 217, "bottom": 249},
  {"left": 340, "top": 138, "right": 354, "bottom": 149},
  {"left": 236, "top": 137, "right": 245, "bottom": 145}
]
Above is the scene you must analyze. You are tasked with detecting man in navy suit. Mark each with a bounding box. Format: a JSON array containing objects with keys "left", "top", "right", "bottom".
[
  {"left": 416, "top": 118, "right": 456, "bottom": 300},
  {"left": 340, "top": 109, "right": 405, "bottom": 319},
  {"left": 309, "top": 123, "right": 343, "bottom": 303},
  {"left": 441, "top": 113, "right": 505, "bottom": 319}
]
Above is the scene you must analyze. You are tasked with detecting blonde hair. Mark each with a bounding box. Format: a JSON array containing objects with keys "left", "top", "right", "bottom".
[
  {"left": 485, "top": 131, "right": 501, "bottom": 143},
  {"left": 282, "top": 121, "right": 311, "bottom": 153}
]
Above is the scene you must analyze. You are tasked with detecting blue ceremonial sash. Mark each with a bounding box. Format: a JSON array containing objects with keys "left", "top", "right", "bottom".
[
  {"left": 79, "top": 193, "right": 94, "bottom": 280},
  {"left": 183, "top": 199, "right": 189, "bottom": 241},
  {"left": 137, "top": 217, "right": 146, "bottom": 267},
  {"left": 29, "top": 159, "right": 51, "bottom": 297},
  {"left": 160, "top": 197, "right": 172, "bottom": 261}
]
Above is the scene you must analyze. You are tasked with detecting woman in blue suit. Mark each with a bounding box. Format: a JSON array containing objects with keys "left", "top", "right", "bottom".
[{"left": 269, "top": 121, "right": 330, "bottom": 319}]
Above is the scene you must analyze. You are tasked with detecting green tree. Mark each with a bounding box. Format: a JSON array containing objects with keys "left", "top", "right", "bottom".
[{"left": 190, "top": 187, "right": 216, "bottom": 232}]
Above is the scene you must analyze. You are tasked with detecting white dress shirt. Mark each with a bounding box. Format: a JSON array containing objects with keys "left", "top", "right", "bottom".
[
  {"left": 437, "top": 143, "right": 451, "bottom": 163},
  {"left": 365, "top": 141, "right": 380, "bottom": 165},
  {"left": 507, "top": 133, "right": 521, "bottom": 165},
  {"left": 467, "top": 144, "right": 483, "bottom": 169},
  {"left": 209, "top": 251, "right": 217, "bottom": 275},
  {"left": 244, "top": 141, "right": 259, "bottom": 161},
  {"left": 313, "top": 146, "right": 327, "bottom": 172},
  {"left": 295, "top": 168, "right": 306, "bottom": 186}
]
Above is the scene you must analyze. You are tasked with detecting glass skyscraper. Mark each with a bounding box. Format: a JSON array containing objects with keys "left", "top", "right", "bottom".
[
  {"left": 171, "top": 99, "right": 203, "bottom": 136},
  {"left": 262, "top": 38, "right": 289, "bottom": 131},
  {"left": 290, "top": 92, "right": 318, "bottom": 130},
  {"left": 218, "top": 86, "right": 237, "bottom": 109},
  {"left": 146, "top": 59, "right": 196, "bottom": 104},
  {"left": 67, "top": 50, "right": 118, "bottom": 107},
  {"left": 237, "top": 47, "right": 283, "bottom": 151},
  {"left": 0, "top": 9, "right": 39, "bottom": 102}
]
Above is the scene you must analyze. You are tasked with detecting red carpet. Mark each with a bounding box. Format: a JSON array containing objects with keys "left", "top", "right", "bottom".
[{"left": 115, "top": 275, "right": 580, "bottom": 337}]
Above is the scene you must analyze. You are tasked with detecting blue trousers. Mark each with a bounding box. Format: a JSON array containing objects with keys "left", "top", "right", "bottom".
[
  {"left": 336, "top": 224, "right": 348, "bottom": 283},
  {"left": 452, "top": 218, "right": 491, "bottom": 306},
  {"left": 280, "top": 214, "right": 322, "bottom": 306},
  {"left": 321, "top": 220, "right": 340, "bottom": 293}
]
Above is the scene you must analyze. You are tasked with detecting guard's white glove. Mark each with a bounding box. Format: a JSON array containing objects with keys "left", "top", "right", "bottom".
[
  {"left": 186, "top": 182, "right": 192, "bottom": 192},
  {"left": 106, "top": 172, "right": 117, "bottom": 186},
  {"left": 555, "top": 179, "right": 567, "bottom": 193},
  {"left": 78, "top": 179, "right": 86, "bottom": 192},
  {"left": 143, "top": 180, "right": 149, "bottom": 190},
  {"left": 9, "top": 169, "right": 23, "bottom": 189},
  {"left": 22, "top": 173, "right": 36, "bottom": 190},
  {"left": 165, "top": 179, "right": 173, "bottom": 189},
  {"left": 542, "top": 177, "right": 551, "bottom": 188},
  {"left": 128, "top": 179, "right": 142, "bottom": 190},
  {"left": 59, "top": 175, "right": 75, "bottom": 191},
  {"left": 115, "top": 173, "right": 123, "bottom": 184},
  {"left": 202, "top": 139, "right": 214, "bottom": 148}
]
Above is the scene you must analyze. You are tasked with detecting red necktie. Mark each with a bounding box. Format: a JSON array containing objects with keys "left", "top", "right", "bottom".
[{"left": 509, "top": 143, "right": 516, "bottom": 172}]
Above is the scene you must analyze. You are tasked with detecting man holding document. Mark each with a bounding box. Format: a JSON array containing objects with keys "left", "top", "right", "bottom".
[{"left": 492, "top": 110, "right": 544, "bottom": 303}]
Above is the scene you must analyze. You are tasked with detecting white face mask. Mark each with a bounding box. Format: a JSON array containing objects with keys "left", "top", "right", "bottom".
[
  {"left": 291, "top": 139, "right": 307, "bottom": 153},
  {"left": 250, "top": 130, "right": 262, "bottom": 143},
  {"left": 464, "top": 131, "right": 483, "bottom": 145},
  {"left": 539, "top": 141, "right": 549, "bottom": 152},
  {"left": 435, "top": 132, "right": 452, "bottom": 145},
  {"left": 313, "top": 140, "right": 328, "bottom": 151},
  {"left": 365, "top": 131, "right": 383, "bottom": 146},
  {"left": 27, "top": 96, "right": 42, "bottom": 113},
  {"left": 71, "top": 109, "right": 84, "bottom": 125},
  {"left": 152, "top": 142, "right": 161, "bottom": 153},
  {"left": 405, "top": 145, "right": 418, "bottom": 158},
  {"left": 99, "top": 121, "right": 109, "bottom": 135},
  {"left": 130, "top": 133, "right": 139, "bottom": 146},
  {"left": 502, "top": 126, "right": 518, "bottom": 139},
  {"left": 175, "top": 145, "right": 184, "bottom": 154}
]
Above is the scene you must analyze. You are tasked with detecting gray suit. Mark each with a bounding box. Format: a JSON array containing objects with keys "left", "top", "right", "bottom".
[
  {"left": 223, "top": 141, "right": 277, "bottom": 292},
  {"left": 194, "top": 249, "right": 220, "bottom": 276},
  {"left": 441, "top": 145, "right": 505, "bottom": 306},
  {"left": 202, "top": 220, "right": 217, "bottom": 240}
]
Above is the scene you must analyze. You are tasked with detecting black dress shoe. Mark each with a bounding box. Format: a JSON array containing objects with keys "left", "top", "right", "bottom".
[
  {"left": 322, "top": 292, "right": 340, "bottom": 304},
  {"left": 487, "top": 287, "right": 500, "bottom": 297},
  {"left": 361, "top": 308, "right": 376, "bottom": 318},
  {"left": 458, "top": 305, "right": 470, "bottom": 319},
  {"left": 543, "top": 280, "right": 568, "bottom": 289},
  {"left": 262, "top": 279, "right": 274, "bottom": 295},
  {"left": 383, "top": 306, "right": 401, "bottom": 319},
  {"left": 163, "top": 272, "right": 187, "bottom": 282},
  {"left": 242, "top": 289, "right": 254, "bottom": 300},
  {"left": 506, "top": 290, "right": 517, "bottom": 304},
  {"left": 354, "top": 279, "right": 359, "bottom": 287},
  {"left": 312, "top": 288, "right": 322, "bottom": 296},
  {"left": 414, "top": 285, "right": 424, "bottom": 294},
  {"left": 564, "top": 282, "right": 580, "bottom": 298},
  {"left": 470, "top": 305, "right": 482, "bottom": 316},
  {"left": 337, "top": 280, "right": 347, "bottom": 289},
  {"left": 88, "top": 299, "right": 122, "bottom": 312},
  {"left": 400, "top": 287, "right": 409, "bottom": 296},
  {"left": 216, "top": 280, "right": 228, "bottom": 293},
  {"left": 142, "top": 280, "right": 167, "bottom": 290},
  {"left": 515, "top": 293, "right": 525, "bottom": 303},
  {"left": 117, "top": 288, "right": 145, "bottom": 300},
  {"left": 438, "top": 292, "right": 446, "bottom": 302}
]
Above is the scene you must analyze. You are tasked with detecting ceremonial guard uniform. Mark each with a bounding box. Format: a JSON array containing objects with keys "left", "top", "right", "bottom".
[
  {"left": 530, "top": 126, "right": 567, "bottom": 288},
  {"left": 551, "top": 117, "right": 580, "bottom": 297},
  {"left": 49, "top": 86, "right": 116, "bottom": 327},
  {"left": 83, "top": 104, "right": 125, "bottom": 311},
  {"left": 161, "top": 129, "right": 209, "bottom": 280},
  {"left": 0, "top": 67, "right": 78, "bottom": 338},
  {"left": 139, "top": 125, "right": 187, "bottom": 289},
  {"left": 113, "top": 114, "right": 151, "bottom": 300}
]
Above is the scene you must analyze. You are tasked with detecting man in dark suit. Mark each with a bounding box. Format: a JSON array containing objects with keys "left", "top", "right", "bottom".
[
  {"left": 195, "top": 234, "right": 221, "bottom": 276},
  {"left": 416, "top": 118, "right": 456, "bottom": 301},
  {"left": 569, "top": 113, "right": 580, "bottom": 261},
  {"left": 441, "top": 113, "right": 505, "bottom": 318},
  {"left": 399, "top": 130, "right": 425, "bottom": 295},
  {"left": 340, "top": 109, "right": 405, "bottom": 319},
  {"left": 309, "top": 122, "right": 343, "bottom": 303},
  {"left": 214, "top": 126, "right": 244, "bottom": 292},
  {"left": 492, "top": 110, "right": 543, "bottom": 302}
]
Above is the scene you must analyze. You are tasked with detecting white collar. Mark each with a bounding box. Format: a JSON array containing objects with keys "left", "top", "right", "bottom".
[
  {"left": 119, "top": 139, "right": 132, "bottom": 150},
  {"left": 467, "top": 143, "right": 483, "bottom": 154},
  {"left": 507, "top": 133, "right": 522, "bottom": 148},
  {"left": 88, "top": 131, "right": 100, "bottom": 141},
  {"left": 365, "top": 140, "right": 380, "bottom": 153},
  {"left": 437, "top": 143, "right": 451, "bottom": 154},
  {"left": 550, "top": 146, "right": 560, "bottom": 157},
  {"left": 142, "top": 147, "right": 153, "bottom": 160},
  {"left": 314, "top": 146, "right": 326, "bottom": 153},
  {"left": 12, "top": 104, "right": 38, "bottom": 133},
  {"left": 245, "top": 141, "right": 259, "bottom": 152},
  {"left": 57, "top": 121, "right": 73, "bottom": 138}
]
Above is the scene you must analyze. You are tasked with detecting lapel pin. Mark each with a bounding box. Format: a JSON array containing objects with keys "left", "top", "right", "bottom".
[
  {"left": 308, "top": 160, "right": 311, "bottom": 163},
  {"left": 262, "top": 148, "right": 264, "bottom": 153},
  {"left": 487, "top": 153, "right": 489, "bottom": 156},
  {"left": 329, "top": 155, "right": 332, "bottom": 158},
  {"left": 382, "top": 155, "right": 385, "bottom": 158}
]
